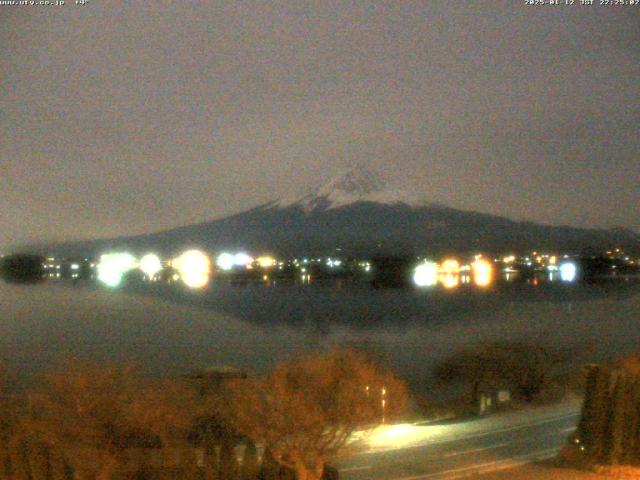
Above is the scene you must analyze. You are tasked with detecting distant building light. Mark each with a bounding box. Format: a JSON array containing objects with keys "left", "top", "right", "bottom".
[
  {"left": 174, "top": 250, "right": 211, "bottom": 289},
  {"left": 256, "top": 256, "right": 277, "bottom": 268},
  {"left": 216, "top": 253, "right": 235, "bottom": 271},
  {"left": 139, "top": 253, "right": 163, "bottom": 278},
  {"left": 472, "top": 258, "right": 493, "bottom": 287},
  {"left": 413, "top": 262, "right": 438, "bottom": 288},
  {"left": 440, "top": 259, "right": 460, "bottom": 275},
  {"left": 233, "top": 252, "right": 253, "bottom": 267},
  {"left": 559, "top": 262, "right": 577, "bottom": 282},
  {"left": 96, "top": 252, "right": 136, "bottom": 287},
  {"left": 442, "top": 274, "right": 459, "bottom": 289}
]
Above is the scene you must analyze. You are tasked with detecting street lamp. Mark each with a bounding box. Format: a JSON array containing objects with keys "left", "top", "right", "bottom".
[{"left": 381, "top": 386, "right": 387, "bottom": 424}]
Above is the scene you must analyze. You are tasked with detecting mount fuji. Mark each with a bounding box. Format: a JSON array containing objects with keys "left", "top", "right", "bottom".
[
  {"left": 277, "top": 164, "right": 426, "bottom": 212},
  {"left": 43, "top": 165, "right": 639, "bottom": 258}
]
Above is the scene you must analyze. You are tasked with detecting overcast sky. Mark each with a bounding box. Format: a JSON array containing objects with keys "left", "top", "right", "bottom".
[{"left": 1, "top": 1, "right": 638, "bottom": 249}]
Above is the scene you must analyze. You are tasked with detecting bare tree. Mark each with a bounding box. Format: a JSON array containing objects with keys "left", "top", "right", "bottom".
[
  {"left": 23, "top": 363, "right": 199, "bottom": 480},
  {"left": 224, "top": 349, "right": 408, "bottom": 480},
  {"left": 23, "top": 364, "right": 145, "bottom": 479}
]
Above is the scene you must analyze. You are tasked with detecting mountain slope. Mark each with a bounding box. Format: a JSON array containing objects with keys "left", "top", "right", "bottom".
[{"left": 44, "top": 166, "right": 640, "bottom": 258}]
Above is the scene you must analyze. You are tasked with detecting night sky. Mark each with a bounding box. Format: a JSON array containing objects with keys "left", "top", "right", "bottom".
[{"left": 1, "top": 1, "right": 638, "bottom": 250}]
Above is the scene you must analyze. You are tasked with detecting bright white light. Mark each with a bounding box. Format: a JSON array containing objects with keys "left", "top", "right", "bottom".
[
  {"left": 175, "top": 250, "right": 211, "bottom": 289},
  {"left": 559, "top": 262, "right": 577, "bottom": 282},
  {"left": 70, "top": 263, "right": 80, "bottom": 270},
  {"left": 97, "top": 252, "right": 136, "bottom": 288},
  {"left": 216, "top": 252, "right": 235, "bottom": 271},
  {"left": 364, "top": 423, "right": 448, "bottom": 450},
  {"left": 233, "top": 252, "right": 253, "bottom": 267},
  {"left": 413, "top": 262, "right": 438, "bottom": 287},
  {"left": 139, "top": 253, "right": 163, "bottom": 278}
]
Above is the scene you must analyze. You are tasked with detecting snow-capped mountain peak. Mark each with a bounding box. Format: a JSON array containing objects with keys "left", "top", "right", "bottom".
[
  {"left": 319, "top": 164, "right": 385, "bottom": 196},
  {"left": 279, "top": 164, "right": 425, "bottom": 212}
]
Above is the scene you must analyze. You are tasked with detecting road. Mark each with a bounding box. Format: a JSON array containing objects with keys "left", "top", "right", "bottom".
[{"left": 338, "top": 401, "right": 582, "bottom": 480}]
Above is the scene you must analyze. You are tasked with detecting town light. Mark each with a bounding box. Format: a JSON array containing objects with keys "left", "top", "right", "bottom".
[
  {"left": 413, "top": 262, "right": 438, "bottom": 287},
  {"left": 559, "top": 261, "right": 577, "bottom": 282},
  {"left": 256, "top": 256, "right": 277, "bottom": 268},
  {"left": 96, "top": 252, "right": 136, "bottom": 287},
  {"left": 472, "top": 258, "right": 493, "bottom": 287},
  {"left": 440, "top": 259, "right": 460, "bottom": 274},
  {"left": 175, "top": 250, "right": 211, "bottom": 288},
  {"left": 440, "top": 258, "right": 460, "bottom": 289},
  {"left": 233, "top": 252, "right": 254, "bottom": 267},
  {"left": 216, "top": 252, "right": 235, "bottom": 271},
  {"left": 442, "top": 274, "right": 460, "bottom": 289},
  {"left": 139, "top": 253, "right": 163, "bottom": 278}
]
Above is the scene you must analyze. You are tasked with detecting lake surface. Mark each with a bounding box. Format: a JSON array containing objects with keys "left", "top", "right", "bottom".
[{"left": 2, "top": 279, "right": 640, "bottom": 395}]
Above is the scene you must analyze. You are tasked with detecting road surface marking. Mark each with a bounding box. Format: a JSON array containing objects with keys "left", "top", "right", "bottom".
[
  {"left": 443, "top": 442, "right": 509, "bottom": 458},
  {"left": 560, "top": 426, "right": 576, "bottom": 433},
  {"left": 389, "top": 447, "right": 559, "bottom": 480},
  {"left": 340, "top": 465, "right": 371, "bottom": 473}
]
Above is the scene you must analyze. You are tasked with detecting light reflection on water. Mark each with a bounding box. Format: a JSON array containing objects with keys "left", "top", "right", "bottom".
[{"left": 1, "top": 280, "right": 640, "bottom": 395}]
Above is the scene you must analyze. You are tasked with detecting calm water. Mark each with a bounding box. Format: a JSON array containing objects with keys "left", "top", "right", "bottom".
[{"left": 2, "top": 279, "right": 640, "bottom": 395}]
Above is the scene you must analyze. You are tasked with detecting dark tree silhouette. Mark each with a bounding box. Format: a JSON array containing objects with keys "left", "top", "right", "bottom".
[
  {"left": 576, "top": 356, "right": 640, "bottom": 465},
  {"left": 0, "top": 254, "right": 45, "bottom": 283}
]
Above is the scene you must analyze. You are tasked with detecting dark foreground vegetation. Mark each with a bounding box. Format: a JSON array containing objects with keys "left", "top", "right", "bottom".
[
  {"left": 0, "top": 254, "right": 45, "bottom": 284},
  {"left": 0, "top": 349, "right": 408, "bottom": 480},
  {"left": 552, "top": 355, "right": 640, "bottom": 479},
  {"left": 567, "top": 355, "right": 640, "bottom": 466},
  {"left": 431, "top": 342, "right": 571, "bottom": 417}
]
